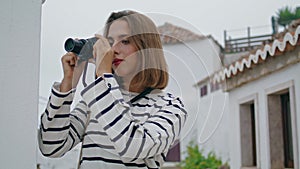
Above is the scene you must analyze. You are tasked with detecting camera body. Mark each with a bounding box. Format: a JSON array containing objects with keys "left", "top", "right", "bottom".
[{"left": 64, "top": 37, "right": 98, "bottom": 61}]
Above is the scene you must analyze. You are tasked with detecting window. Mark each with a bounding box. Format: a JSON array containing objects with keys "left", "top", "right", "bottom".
[
  {"left": 165, "top": 140, "right": 181, "bottom": 162},
  {"left": 200, "top": 85, "right": 208, "bottom": 97}
]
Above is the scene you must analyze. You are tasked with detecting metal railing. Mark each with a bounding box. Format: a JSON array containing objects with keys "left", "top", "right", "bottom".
[{"left": 224, "top": 27, "right": 273, "bottom": 53}]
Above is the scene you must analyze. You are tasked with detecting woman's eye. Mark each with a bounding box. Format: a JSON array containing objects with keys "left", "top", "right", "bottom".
[
  {"left": 108, "top": 41, "right": 114, "bottom": 47},
  {"left": 121, "top": 39, "right": 130, "bottom": 45}
]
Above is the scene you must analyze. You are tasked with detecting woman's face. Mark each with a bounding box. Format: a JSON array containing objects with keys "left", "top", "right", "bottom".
[{"left": 107, "top": 20, "right": 139, "bottom": 78}]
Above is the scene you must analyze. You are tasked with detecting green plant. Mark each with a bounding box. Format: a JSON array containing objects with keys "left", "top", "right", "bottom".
[
  {"left": 179, "top": 142, "right": 229, "bottom": 169},
  {"left": 275, "top": 6, "right": 300, "bottom": 28},
  {"left": 295, "top": 7, "right": 300, "bottom": 19}
]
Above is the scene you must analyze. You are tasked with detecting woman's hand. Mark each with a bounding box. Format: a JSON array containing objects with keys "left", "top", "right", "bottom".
[
  {"left": 93, "top": 34, "right": 114, "bottom": 77},
  {"left": 60, "top": 52, "right": 87, "bottom": 92}
]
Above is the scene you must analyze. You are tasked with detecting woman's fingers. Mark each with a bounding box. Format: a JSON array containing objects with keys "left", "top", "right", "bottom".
[
  {"left": 94, "top": 34, "right": 110, "bottom": 47},
  {"left": 92, "top": 35, "right": 114, "bottom": 77}
]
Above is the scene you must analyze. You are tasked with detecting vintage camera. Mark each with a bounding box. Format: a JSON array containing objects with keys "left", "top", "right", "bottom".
[{"left": 64, "top": 37, "right": 98, "bottom": 61}]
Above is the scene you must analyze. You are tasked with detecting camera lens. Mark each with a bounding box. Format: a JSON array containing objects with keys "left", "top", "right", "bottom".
[
  {"left": 64, "top": 38, "right": 75, "bottom": 52},
  {"left": 64, "top": 37, "right": 97, "bottom": 61},
  {"left": 64, "top": 38, "right": 86, "bottom": 55}
]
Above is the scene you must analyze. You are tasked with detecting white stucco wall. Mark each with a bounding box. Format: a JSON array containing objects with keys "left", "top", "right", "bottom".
[
  {"left": 228, "top": 63, "right": 300, "bottom": 169},
  {"left": 197, "top": 89, "right": 230, "bottom": 162},
  {"left": 162, "top": 38, "right": 227, "bottom": 160},
  {"left": 0, "top": 0, "right": 41, "bottom": 168}
]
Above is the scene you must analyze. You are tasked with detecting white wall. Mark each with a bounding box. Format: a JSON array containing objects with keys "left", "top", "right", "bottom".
[
  {"left": 197, "top": 89, "right": 230, "bottom": 162},
  {"left": 163, "top": 38, "right": 225, "bottom": 160},
  {"left": 228, "top": 63, "right": 300, "bottom": 169},
  {"left": 0, "top": 0, "right": 41, "bottom": 168}
]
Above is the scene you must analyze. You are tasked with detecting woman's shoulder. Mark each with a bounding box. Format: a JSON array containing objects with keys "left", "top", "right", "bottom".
[
  {"left": 149, "top": 89, "right": 185, "bottom": 107},
  {"left": 147, "top": 90, "right": 187, "bottom": 119}
]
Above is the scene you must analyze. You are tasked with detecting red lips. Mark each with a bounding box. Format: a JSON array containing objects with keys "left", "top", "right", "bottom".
[{"left": 112, "top": 58, "right": 124, "bottom": 67}]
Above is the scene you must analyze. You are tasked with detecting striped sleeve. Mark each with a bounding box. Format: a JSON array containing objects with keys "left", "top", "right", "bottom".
[
  {"left": 38, "top": 82, "right": 89, "bottom": 157},
  {"left": 81, "top": 73, "right": 187, "bottom": 162}
]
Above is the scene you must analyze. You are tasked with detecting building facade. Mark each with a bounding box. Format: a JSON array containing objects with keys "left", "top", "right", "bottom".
[{"left": 212, "top": 25, "right": 300, "bottom": 169}]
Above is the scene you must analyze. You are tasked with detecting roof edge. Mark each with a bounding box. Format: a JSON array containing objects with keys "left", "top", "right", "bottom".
[{"left": 212, "top": 25, "right": 300, "bottom": 83}]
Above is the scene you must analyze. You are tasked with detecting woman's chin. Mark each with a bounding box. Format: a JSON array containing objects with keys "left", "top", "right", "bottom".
[
  {"left": 113, "top": 70, "right": 125, "bottom": 77},
  {"left": 113, "top": 67, "right": 126, "bottom": 77}
]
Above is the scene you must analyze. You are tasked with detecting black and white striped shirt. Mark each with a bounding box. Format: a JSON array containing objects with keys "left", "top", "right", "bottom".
[{"left": 39, "top": 73, "right": 187, "bottom": 169}]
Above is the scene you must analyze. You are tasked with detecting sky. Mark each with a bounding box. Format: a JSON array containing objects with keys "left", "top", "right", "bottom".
[{"left": 40, "top": 0, "right": 299, "bottom": 100}]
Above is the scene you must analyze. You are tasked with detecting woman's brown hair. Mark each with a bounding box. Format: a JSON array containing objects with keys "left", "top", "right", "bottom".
[{"left": 103, "top": 10, "right": 169, "bottom": 92}]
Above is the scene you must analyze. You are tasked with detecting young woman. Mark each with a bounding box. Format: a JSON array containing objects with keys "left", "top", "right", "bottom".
[{"left": 39, "top": 10, "right": 187, "bottom": 169}]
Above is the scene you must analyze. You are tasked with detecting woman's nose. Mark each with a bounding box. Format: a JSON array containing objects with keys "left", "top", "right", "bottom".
[{"left": 111, "top": 42, "right": 120, "bottom": 55}]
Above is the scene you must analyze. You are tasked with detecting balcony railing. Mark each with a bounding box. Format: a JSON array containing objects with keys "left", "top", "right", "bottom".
[{"left": 224, "top": 27, "right": 273, "bottom": 53}]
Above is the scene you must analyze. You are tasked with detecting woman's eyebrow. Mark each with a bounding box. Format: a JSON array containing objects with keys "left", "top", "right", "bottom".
[
  {"left": 107, "top": 34, "right": 130, "bottom": 40},
  {"left": 118, "top": 34, "right": 130, "bottom": 39}
]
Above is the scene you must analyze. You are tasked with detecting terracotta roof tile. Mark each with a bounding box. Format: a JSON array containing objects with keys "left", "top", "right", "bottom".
[
  {"left": 157, "top": 22, "right": 205, "bottom": 44},
  {"left": 212, "top": 25, "right": 300, "bottom": 83}
]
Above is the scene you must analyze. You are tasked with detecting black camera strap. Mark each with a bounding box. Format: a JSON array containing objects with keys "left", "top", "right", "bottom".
[{"left": 129, "top": 87, "right": 153, "bottom": 103}]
